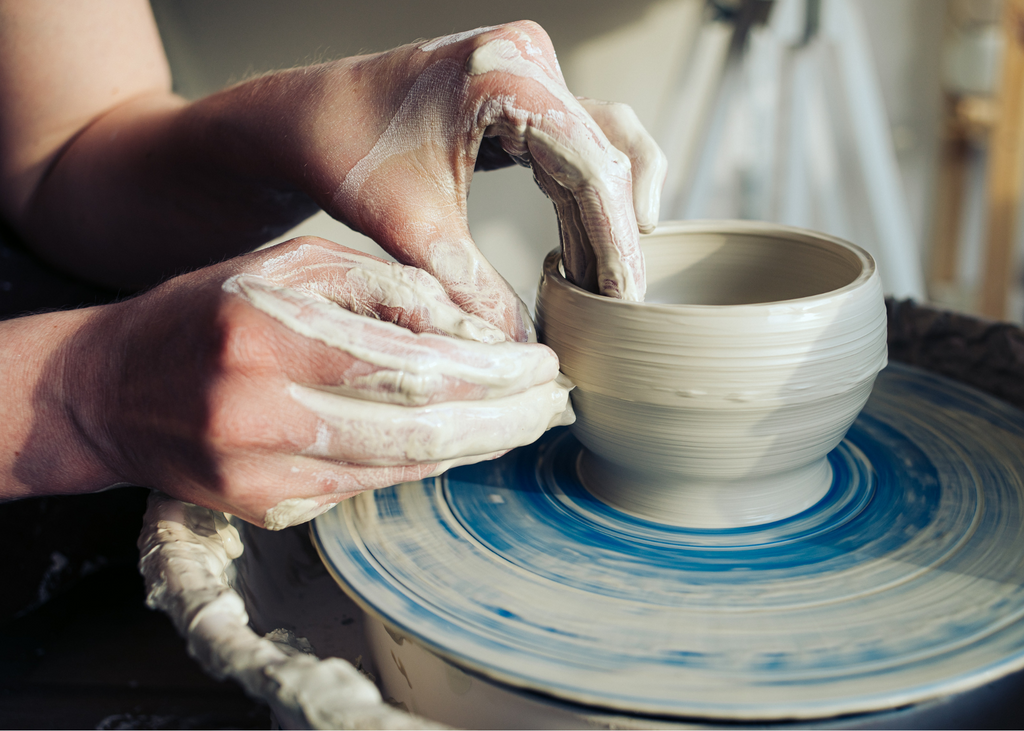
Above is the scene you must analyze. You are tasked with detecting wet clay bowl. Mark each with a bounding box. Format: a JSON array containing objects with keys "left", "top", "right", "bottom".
[{"left": 536, "top": 220, "right": 887, "bottom": 529}]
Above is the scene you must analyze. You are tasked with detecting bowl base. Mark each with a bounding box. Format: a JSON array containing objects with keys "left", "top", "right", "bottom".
[{"left": 577, "top": 451, "right": 833, "bottom": 529}]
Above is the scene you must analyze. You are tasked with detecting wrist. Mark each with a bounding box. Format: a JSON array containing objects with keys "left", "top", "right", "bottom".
[{"left": 0, "top": 307, "right": 124, "bottom": 499}]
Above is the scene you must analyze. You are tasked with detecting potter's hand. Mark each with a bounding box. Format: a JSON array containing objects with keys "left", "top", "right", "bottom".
[
  {"left": 529, "top": 95, "right": 667, "bottom": 302},
  {"left": 52, "top": 237, "right": 573, "bottom": 529},
  {"left": 325, "top": 22, "right": 667, "bottom": 315},
  {"left": 4, "top": 9, "right": 666, "bottom": 337},
  {"left": 213, "top": 21, "right": 665, "bottom": 338}
]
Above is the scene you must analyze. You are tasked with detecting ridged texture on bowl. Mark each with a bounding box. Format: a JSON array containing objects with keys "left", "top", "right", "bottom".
[{"left": 536, "top": 221, "right": 887, "bottom": 526}]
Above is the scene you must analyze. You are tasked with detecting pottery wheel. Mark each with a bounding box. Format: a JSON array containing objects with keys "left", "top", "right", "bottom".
[{"left": 312, "top": 362, "right": 1024, "bottom": 721}]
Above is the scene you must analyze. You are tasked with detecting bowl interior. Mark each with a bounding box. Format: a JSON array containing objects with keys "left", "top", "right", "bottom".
[{"left": 643, "top": 232, "right": 865, "bottom": 306}]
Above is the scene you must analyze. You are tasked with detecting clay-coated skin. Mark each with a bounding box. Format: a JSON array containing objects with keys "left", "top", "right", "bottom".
[
  {"left": 0, "top": 6, "right": 666, "bottom": 528},
  {"left": 7, "top": 237, "right": 572, "bottom": 528},
  {"left": 537, "top": 221, "right": 888, "bottom": 528}
]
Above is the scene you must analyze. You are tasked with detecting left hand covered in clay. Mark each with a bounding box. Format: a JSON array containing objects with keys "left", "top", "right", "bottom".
[{"left": 5, "top": 237, "right": 573, "bottom": 529}]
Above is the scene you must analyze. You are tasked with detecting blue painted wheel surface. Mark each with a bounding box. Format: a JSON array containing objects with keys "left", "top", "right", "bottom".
[{"left": 312, "top": 362, "right": 1024, "bottom": 721}]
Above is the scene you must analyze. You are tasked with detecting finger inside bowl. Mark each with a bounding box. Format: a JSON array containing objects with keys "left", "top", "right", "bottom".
[{"left": 536, "top": 220, "right": 887, "bottom": 529}]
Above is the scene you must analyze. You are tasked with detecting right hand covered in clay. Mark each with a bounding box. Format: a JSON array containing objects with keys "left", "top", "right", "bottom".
[
  {"left": 18, "top": 237, "right": 572, "bottom": 529},
  {"left": 325, "top": 21, "right": 668, "bottom": 310},
  {"left": 197, "top": 21, "right": 666, "bottom": 338},
  {"left": 5, "top": 10, "right": 666, "bottom": 339}
]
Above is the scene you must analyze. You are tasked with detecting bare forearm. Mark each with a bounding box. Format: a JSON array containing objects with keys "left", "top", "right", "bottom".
[
  {"left": 18, "top": 92, "right": 318, "bottom": 289},
  {"left": 0, "top": 310, "right": 119, "bottom": 499},
  {"left": 0, "top": 0, "right": 319, "bottom": 289}
]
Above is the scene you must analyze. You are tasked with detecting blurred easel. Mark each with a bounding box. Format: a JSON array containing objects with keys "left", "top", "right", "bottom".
[
  {"left": 931, "top": 0, "right": 1024, "bottom": 320},
  {"left": 662, "top": 0, "right": 927, "bottom": 300}
]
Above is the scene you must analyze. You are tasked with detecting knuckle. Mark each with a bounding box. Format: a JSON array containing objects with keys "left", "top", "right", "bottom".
[
  {"left": 204, "top": 404, "right": 250, "bottom": 459},
  {"left": 610, "top": 146, "right": 632, "bottom": 171},
  {"left": 258, "top": 235, "right": 333, "bottom": 270},
  {"left": 398, "top": 261, "right": 429, "bottom": 282},
  {"left": 620, "top": 106, "right": 645, "bottom": 133},
  {"left": 507, "top": 19, "right": 550, "bottom": 42},
  {"left": 605, "top": 100, "right": 639, "bottom": 121},
  {"left": 407, "top": 266, "right": 445, "bottom": 294},
  {"left": 279, "top": 234, "right": 330, "bottom": 252},
  {"left": 219, "top": 307, "right": 287, "bottom": 374},
  {"left": 468, "top": 20, "right": 554, "bottom": 54}
]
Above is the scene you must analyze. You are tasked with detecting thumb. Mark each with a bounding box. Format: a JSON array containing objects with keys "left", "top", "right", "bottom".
[{"left": 387, "top": 223, "right": 536, "bottom": 343}]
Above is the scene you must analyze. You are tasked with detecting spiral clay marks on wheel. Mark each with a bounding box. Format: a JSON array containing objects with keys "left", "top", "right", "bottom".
[{"left": 314, "top": 363, "right": 1024, "bottom": 721}]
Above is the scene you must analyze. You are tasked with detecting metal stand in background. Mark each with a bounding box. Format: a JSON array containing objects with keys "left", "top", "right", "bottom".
[{"left": 664, "top": 0, "right": 927, "bottom": 301}]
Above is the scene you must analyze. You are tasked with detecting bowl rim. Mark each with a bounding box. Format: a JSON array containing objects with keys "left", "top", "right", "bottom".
[{"left": 541, "top": 219, "right": 878, "bottom": 312}]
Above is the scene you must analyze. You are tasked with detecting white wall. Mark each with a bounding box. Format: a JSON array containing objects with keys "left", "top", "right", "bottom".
[{"left": 860, "top": 0, "right": 946, "bottom": 264}]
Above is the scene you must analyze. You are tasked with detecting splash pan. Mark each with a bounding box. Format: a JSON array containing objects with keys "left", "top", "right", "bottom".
[{"left": 312, "top": 363, "right": 1024, "bottom": 721}]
